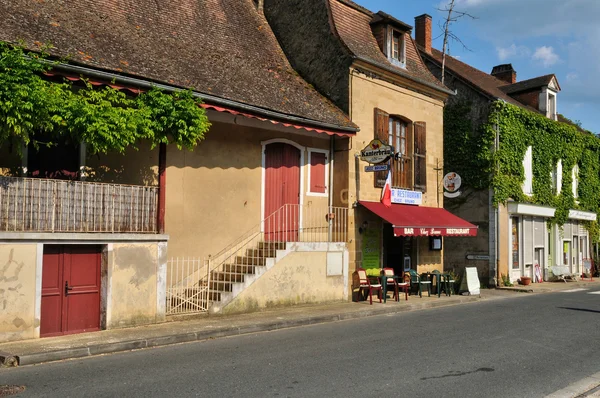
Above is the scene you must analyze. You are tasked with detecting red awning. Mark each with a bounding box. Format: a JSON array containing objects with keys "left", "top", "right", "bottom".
[{"left": 359, "top": 201, "right": 478, "bottom": 237}]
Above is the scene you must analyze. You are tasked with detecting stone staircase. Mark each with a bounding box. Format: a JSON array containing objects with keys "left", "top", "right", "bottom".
[{"left": 201, "top": 241, "right": 287, "bottom": 312}]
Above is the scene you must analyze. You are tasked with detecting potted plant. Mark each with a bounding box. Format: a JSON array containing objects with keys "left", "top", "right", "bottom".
[{"left": 520, "top": 276, "right": 532, "bottom": 286}]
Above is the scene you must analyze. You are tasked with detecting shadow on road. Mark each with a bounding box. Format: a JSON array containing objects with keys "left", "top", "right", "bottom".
[{"left": 558, "top": 307, "right": 600, "bottom": 314}]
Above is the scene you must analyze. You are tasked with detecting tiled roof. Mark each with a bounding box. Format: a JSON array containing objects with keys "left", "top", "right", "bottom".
[
  {"left": 424, "top": 48, "right": 525, "bottom": 107},
  {"left": 0, "top": 0, "right": 356, "bottom": 130},
  {"left": 328, "top": 0, "right": 451, "bottom": 95},
  {"left": 422, "top": 48, "right": 556, "bottom": 114},
  {"left": 501, "top": 74, "right": 559, "bottom": 94}
]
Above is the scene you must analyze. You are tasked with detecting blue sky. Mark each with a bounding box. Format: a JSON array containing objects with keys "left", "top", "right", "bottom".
[{"left": 354, "top": 0, "right": 600, "bottom": 134}]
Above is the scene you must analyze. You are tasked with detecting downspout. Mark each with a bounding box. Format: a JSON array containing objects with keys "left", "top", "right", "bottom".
[
  {"left": 328, "top": 136, "right": 334, "bottom": 242},
  {"left": 158, "top": 143, "right": 167, "bottom": 234},
  {"left": 494, "top": 114, "right": 500, "bottom": 286}
]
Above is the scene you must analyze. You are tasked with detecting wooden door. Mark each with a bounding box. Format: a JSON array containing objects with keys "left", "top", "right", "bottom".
[
  {"left": 264, "top": 143, "right": 300, "bottom": 241},
  {"left": 41, "top": 245, "right": 102, "bottom": 337}
]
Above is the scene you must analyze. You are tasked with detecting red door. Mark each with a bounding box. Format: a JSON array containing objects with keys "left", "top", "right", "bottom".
[
  {"left": 41, "top": 245, "right": 102, "bottom": 337},
  {"left": 264, "top": 143, "right": 300, "bottom": 241}
]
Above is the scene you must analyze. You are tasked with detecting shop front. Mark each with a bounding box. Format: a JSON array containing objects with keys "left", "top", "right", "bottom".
[
  {"left": 507, "top": 203, "right": 596, "bottom": 282},
  {"left": 358, "top": 201, "right": 478, "bottom": 276}
]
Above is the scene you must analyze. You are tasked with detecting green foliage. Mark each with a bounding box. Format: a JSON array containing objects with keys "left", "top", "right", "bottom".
[
  {"left": 443, "top": 103, "right": 492, "bottom": 190},
  {"left": 0, "top": 42, "right": 210, "bottom": 154},
  {"left": 500, "top": 273, "right": 513, "bottom": 287},
  {"left": 445, "top": 99, "right": 600, "bottom": 235}
]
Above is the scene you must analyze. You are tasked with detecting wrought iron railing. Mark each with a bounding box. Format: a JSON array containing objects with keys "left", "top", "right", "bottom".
[
  {"left": 0, "top": 176, "right": 158, "bottom": 233},
  {"left": 165, "top": 204, "right": 348, "bottom": 315}
]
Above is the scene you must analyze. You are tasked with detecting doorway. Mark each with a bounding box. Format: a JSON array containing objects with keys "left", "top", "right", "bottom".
[
  {"left": 263, "top": 142, "right": 301, "bottom": 241},
  {"left": 383, "top": 223, "right": 412, "bottom": 277},
  {"left": 40, "top": 245, "right": 102, "bottom": 337}
]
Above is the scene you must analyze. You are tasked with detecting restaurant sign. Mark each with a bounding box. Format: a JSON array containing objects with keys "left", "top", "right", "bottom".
[
  {"left": 360, "top": 139, "right": 394, "bottom": 164},
  {"left": 391, "top": 188, "right": 422, "bottom": 205},
  {"left": 394, "top": 227, "right": 478, "bottom": 237}
]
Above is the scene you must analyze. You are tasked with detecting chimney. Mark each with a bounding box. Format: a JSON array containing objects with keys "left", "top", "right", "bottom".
[
  {"left": 415, "top": 14, "right": 432, "bottom": 54},
  {"left": 491, "top": 64, "right": 517, "bottom": 84}
]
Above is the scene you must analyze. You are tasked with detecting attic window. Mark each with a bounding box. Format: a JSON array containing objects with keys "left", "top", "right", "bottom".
[{"left": 388, "top": 28, "right": 406, "bottom": 68}]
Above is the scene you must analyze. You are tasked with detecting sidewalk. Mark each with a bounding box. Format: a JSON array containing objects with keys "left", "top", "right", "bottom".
[{"left": 1, "top": 279, "right": 599, "bottom": 368}]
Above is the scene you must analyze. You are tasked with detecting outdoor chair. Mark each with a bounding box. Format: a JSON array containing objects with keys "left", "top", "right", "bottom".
[
  {"left": 431, "top": 270, "right": 452, "bottom": 297},
  {"left": 356, "top": 268, "right": 382, "bottom": 305},
  {"left": 406, "top": 269, "right": 431, "bottom": 298},
  {"left": 381, "top": 268, "right": 409, "bottom": 301}
]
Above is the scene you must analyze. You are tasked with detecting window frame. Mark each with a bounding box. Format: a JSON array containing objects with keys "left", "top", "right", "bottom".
[
  {"left": 307, "top": 148, "right": 329, "bottom": 197},
  {"left": 388, "top": 116, "right": 412, "bottom": 189},
  {"left": 387, "top": 27, "right": 406, "bottom": 68}
]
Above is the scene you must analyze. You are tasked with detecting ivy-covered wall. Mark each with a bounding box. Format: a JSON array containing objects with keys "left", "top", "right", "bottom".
[{"left": 484, "top": 101, "right": 600, "bottom": 241}]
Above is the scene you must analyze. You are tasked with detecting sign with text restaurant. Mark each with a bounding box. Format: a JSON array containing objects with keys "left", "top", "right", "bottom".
[
  {"left": 391, "top": 188, "right": 422, "bottom": 205},
  {"left": 394, "top": 226, "right": 478, "bottom": 237}
]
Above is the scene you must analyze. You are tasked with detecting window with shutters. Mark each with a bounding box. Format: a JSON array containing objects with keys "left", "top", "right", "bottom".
[
  {"left": 308, "top": 149, "right": 328, "bottom": 196},
  {"left": 373, "top": 108, "right": 427, "bottom": 192}
]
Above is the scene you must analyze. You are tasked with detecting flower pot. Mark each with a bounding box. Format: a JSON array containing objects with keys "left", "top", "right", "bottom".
[{"left": 520, "top": 277, "right": 531, "bottom": 286}]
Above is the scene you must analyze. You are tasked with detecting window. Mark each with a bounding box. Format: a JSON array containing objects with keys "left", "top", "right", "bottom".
[
  {"left": 522, "top": 146, "right": 533, "bottom": 195},
  {"left": 389, "top": 117, "right": 411, "bottom": 189},
  {"left": 307, "top": 149, "right": 328, "bottom": 196},
  {"left": 373, "top": 108, "right": 426, "bottom": 191},
  {"left": 388, "top": 29, "right": 405, "bottom": 67},
  {"left": 572, "top": 164, "right": 579, "bottom": 198},
  {"left": 554, "top": 159, "right": 562, "bottom": 195},
  {"left": 548, "top": 93, "right": 556, "bottom": 120}
]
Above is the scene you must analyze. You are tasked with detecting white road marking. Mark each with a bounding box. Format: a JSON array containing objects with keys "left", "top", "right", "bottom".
[
  {"left": 545, "top": 370, "right": 600, "bottom": 398},
  {"left": 561, "top": 288, "right": 589, "bottom": 293},
  {"left": 588, "top": 291, "right": 600, "bottom": 295}
]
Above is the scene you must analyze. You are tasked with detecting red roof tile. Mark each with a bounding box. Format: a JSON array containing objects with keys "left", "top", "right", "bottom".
[{"left": 0, "top": 0, "right": 356, "bottom": 130}]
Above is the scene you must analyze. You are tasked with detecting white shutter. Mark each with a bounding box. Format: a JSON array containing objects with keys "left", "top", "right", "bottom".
[
  {"left": 556, "top": 159, "right": 562, "bottom": 195},
  {"left": 522, "top": 146, "right": 533, "bottom": 195},
  {"left": 523, "top": 216, "right": 534, "bottom": 265},
  {"left": 534, "top": 217, "right": 545, "bottom": 247}
]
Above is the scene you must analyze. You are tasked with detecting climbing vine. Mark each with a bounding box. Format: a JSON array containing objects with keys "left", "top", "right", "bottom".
[
  {"left": 0, "top": 42, "right": 210, "bottom": 154},
  {"left": 448, "top": 99, "right": 600, "bottom": 240}
]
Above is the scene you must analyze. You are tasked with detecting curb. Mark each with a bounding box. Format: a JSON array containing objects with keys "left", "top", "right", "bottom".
[{"left": 3, "top": 296, "right": 482, "bottom": 367}]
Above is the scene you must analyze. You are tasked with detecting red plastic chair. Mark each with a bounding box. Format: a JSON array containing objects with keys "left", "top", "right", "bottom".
[
  {"left": 356, "top": 268, "right": 382, "bottom": 305},
  {"left": 381, "top": 268, "right": 409, "bottom": 301}
]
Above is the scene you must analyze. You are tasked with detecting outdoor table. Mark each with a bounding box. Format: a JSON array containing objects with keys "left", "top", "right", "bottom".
[{"left": 380, "top": 274, "right": 399, "bottom": 303}]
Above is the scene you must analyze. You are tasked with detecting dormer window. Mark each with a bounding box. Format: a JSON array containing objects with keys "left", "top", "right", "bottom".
[{"left": 388, "top": 28, "right": 406, "bottom": 67}]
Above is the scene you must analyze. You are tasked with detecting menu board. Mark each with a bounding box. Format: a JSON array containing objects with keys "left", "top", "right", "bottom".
[
  {"left": 362, "top": 226, "right": 380, "bottom": 270},
  {"left": 459, "top": 267, "right": 481, "bottom": 296}
]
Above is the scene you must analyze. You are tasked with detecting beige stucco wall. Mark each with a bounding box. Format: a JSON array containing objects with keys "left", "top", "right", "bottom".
[
  {"left": 0, "top": 244, "right": 38, "bottom": 342},
  {"left": 346, "top": 67, "right": 446, "bottom": 280},
  {"left": 497, "top": 204, "right": 510, "bottom": 280},
  {"left": 222, "top": 250, "right": 346, "bottom": 314},
  {"left": 108, "top": 243, "right": 160, "bottom": 329},
  {"left": 165, "top": 120, "right": 331, "bottom": 260}
]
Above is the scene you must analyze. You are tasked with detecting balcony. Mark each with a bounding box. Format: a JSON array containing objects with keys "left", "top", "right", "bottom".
[{"left": 0, "top": 176, "right": 159, "bottom": 233}]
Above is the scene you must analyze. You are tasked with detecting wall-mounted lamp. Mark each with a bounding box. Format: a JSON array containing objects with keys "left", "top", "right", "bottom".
[{"left": 358, "top": 221, "right": 368, "bottom": 234}]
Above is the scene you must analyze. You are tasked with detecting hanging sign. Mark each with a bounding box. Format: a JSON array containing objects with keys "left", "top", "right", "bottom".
[
  {"left": 364, "top": 164, "right": 390, "bottom": 172},
  {"left": 443, "top": 172, "right": 462, "bottom": 198},
  {"left": 360, "top": 139, "right": 394, "bottom": 164}
]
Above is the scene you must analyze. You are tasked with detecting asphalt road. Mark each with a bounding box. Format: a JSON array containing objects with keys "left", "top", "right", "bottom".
[{"left": 2, "top": 287, "right": 600, "bottom": 398}]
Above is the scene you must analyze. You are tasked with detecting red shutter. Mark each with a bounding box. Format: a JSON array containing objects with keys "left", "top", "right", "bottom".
[
  {"left": 310, "top": 152, "right": 327, "bottom": 194},
  {"left": 374, "top": 108, "right": 390, "bottom": 188},
  {"left": 414, "top": 122, "right": 427, "bottom": 191}
]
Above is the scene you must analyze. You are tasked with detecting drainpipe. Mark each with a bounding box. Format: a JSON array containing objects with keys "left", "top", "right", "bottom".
[
  {"left": 494, "top": 117, "right": 500, "bottom": 286},
  {"left": 158, "top": 143, "right": 167, "bottom": 234},
  {"left": 328, "top": 136, "right": 334, "bottom": 242}
]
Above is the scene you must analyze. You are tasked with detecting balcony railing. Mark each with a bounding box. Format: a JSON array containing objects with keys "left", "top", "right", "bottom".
[{"left": 0, "top": 176, "right": 159, "bottom": 233}]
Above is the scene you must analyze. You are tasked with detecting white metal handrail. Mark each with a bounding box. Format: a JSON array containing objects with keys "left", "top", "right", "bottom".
[
  {"left": 0, "top": 176, "right": 158, "bottom": 233},
  {"left": 165, "top": 204, "right": 348, "bottom": 315}
]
